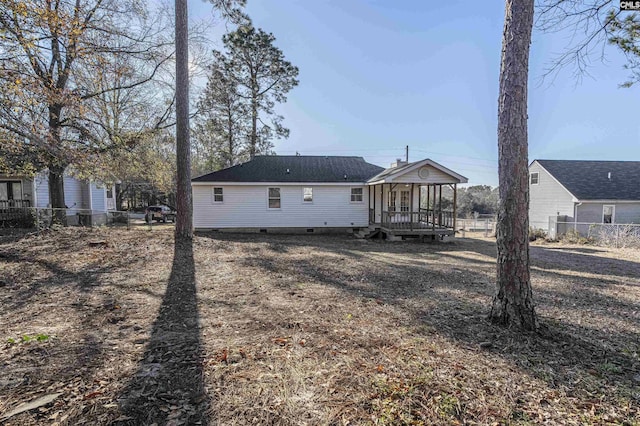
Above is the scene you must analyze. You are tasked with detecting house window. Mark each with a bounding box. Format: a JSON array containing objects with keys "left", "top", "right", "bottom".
[
  {"left": 0, "top": 181, "right": 22, "bottom": 200},
  {"left": 303, "top": 187, "right": 313, "bottom": 202},
  {"left": 530, "top": 172, "right": 539, "bottom": 185},
  {"left": 388, "top": 190, "right": 397, "bottom": 211},
  {"left": 400, "top": 190, "right": 410, "bottom": 212},
  {"left": 213, "top": 187, "right": 223, "bottom": 203},
  {"left": 268, "top": 187, "right": 281, "bottom": 209},
  {"left": 107, "top": 188, "right": 113, "bottom": 198},
  {"left": 350, "top": 187, "right": 363, "bottom": 203},
  {"left": 603, "top": 205, "right": 615, "bottom": 224}
]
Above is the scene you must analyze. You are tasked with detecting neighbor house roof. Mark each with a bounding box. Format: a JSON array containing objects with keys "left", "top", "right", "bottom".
[
  {"left": 535, "top": 159, "right": 640, "bottom": 200},
  {"left": 192, "top": 155, "right": 385, "bottom": 183}
]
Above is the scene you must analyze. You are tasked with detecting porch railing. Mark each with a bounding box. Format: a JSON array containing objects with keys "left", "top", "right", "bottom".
[
  {"left": 0, "top": 199, "right": 32, "bottom": 222},
  {"left": 419, "top": 208, "right": 454, "bottom": 229},
  {"left": 378, "top": 209, "right": 454, "bottom": 230}
]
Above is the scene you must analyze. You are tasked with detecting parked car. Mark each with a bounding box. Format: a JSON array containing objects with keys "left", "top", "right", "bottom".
[{"left": 145, "top": 205, "right": 176, "bottom": 223}]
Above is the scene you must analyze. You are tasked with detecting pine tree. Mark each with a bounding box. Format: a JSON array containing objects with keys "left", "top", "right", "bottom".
[
  {"left": 220, "top": 25, "right": 299, "bottom": 157},
  {"left": 490, "top": 0, "right": 538, "bottom": 330}
]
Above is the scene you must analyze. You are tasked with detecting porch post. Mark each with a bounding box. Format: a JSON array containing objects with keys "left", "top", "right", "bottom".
[
  {"left": 372, "top": 185, "right": 376, "bottom": 224},
  {"left": 432, "top": 185, "right": 436, "bottom": 231},
  {"left": 410, "top": 183, "right": 414, "bottom": 231},
  {"left": 368, "top": 185, "right": 371, "bottom": 223},
  {"left": 426, "top": 184, "right": 430, "bottom": 222},
  {"left": 438, "top": 184, "right": 443, "bottom": 226},
  {"left": 453, "top": 183, "right": 457, "bottom": 231},
  {"left": 380, "top": 184, "right": 384, "bottom": 227}
]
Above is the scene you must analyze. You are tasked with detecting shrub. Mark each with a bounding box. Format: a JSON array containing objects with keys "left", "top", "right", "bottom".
[
  {"left": 559, "top": 228, "right": 594, "bottom": 245},
  {"left": 529, "top": 227, "right": 547, "bottom": 242}
]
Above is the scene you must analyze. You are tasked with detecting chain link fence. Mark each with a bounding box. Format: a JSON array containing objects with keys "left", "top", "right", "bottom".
[
  {"left": 0, "top": 206, "right": 156, "bottom": 231},
  {"left": 555, "top": 221, "right": 640, "bottom": 248},
  {"left": 456, "top": 218, "right": 496, "bottom": 237}
]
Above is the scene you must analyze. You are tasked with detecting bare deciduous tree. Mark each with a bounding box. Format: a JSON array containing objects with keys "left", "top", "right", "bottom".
[
  {"left": 0, "top": 0, "right": 172, "bottom": 223},
  {"left": 536, "top": 0, "right": 640, "bottom": 87}
]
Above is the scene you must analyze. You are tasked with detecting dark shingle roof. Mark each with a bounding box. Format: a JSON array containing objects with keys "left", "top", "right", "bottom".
[
  {"left": 536, "top": 160, "right": 640, "bottom": 200},
  {"left": 192, "top": 155, "right": 385, "bottom": 183}
]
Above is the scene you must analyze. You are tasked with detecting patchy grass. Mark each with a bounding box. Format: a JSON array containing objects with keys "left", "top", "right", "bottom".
[{"left": 0, "top": 228, "right": 638, "bottom": 425}]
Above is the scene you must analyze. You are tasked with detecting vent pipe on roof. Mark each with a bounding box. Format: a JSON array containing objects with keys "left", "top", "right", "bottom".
[
  {"left": 608, "top": 172, "right": 611, "bottom": 180},
  {"left": 286, "top": 168, "right": 290, "bottom": 174}
]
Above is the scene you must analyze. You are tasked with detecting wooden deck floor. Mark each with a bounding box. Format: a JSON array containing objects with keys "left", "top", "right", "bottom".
[{"left": 369, "top": 222, "right": 455, "bottom": 237}]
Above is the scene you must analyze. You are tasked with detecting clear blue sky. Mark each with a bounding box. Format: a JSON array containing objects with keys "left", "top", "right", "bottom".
[{"left": 189, "top": 0, "right": 639, "bottom": 187}]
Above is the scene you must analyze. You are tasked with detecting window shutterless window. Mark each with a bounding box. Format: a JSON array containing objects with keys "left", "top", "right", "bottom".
[
  {"left": 530, "top": 172, "right": 539, "bottom": 185},
  {"left": 603, "top": 205, "right": 614, "bottom": 224},
  {"left": 0, "top": 181, "right": 22, "bottom": 200},
  {"left": 213, "top": 187, "right": 223, "bottom": 203},
  {"left": 268, "top": 187, "right": 281, "bottom": 209},
  {"left": 350, "top": 187, "right": 363, "bottom": 202},
  {"left": 303, "top": 187, "right": 313, "bottom": 202},
  {"left": 400, "top": 190, "right": 410, "bottom": 212}
]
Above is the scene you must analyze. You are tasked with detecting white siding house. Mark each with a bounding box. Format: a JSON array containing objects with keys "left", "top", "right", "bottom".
[
  {"left": 1, "top": 171, "right": 116, "bottom": 226},
  {"left": 193, "top": 184, "right": 370, "bottom": 230},
  {"left": 192, "top": 156, "right": 467, "bottom": 239}
]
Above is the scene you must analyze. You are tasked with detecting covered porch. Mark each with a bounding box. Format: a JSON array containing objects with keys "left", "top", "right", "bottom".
[{"left": 361, "top": 159, "right": 467, "bottom": 240}]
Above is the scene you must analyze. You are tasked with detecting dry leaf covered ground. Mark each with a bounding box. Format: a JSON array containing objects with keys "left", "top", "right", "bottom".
[{"left": 0, "top": 227, "right": 638, "bottom": 425}]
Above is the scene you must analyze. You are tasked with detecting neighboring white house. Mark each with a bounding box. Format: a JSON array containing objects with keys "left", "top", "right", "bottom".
[
  {"left": 0, "top": 171, "right": 116, "bottom": 226},
  {"left": 529, "top": 159, "right": 640, "bottom": 237},
  {"left": 192, "top": 155, "right": 467, "bottom": 239}
]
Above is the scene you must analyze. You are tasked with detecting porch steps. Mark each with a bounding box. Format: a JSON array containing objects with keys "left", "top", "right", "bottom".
[{"left": 353, "top": 226, "right": 380, "bottom": 239}]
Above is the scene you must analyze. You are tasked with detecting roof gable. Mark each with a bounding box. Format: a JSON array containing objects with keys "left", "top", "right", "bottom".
[
  {"left": 192, "top": 155, "right": 385, "bottom": 183},
  {"left": 367, "top": 158, "right": 468, "bottom": 184},
  {"left": 534, "top": 160, "right": 640, "bottom": 200}
]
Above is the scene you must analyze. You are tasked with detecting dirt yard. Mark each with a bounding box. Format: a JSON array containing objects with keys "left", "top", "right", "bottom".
[{"left": 0, "top": 228, "right": 638, "bottom": 425}]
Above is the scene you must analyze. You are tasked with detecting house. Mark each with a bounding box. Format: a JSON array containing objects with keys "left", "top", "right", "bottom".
[
  {"left": 0, "top": 171, "right": 116, "bottom": 226},
  {"left": 192, "top": 155, "right": 468, "bottom": 239},
  {"left": 529, "top": 159, "right": 640, "bottom": 237}
]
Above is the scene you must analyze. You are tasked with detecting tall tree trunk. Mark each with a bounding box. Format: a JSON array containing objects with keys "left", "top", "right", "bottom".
[
  {"left": 48, "top": 164, "right": 67, "bottom": 225},
  {"left": 489, "top": 0, "right": 537, "bottom": 330},
  {"left": 227, "top": 122, "right": 234, "bottom": 167},
  {"left": 115, "top": 183, "right": 124, "bottom": 211},
  {"left": 250, "top": 96, "right": 258, "bottom": 158},
  {"left": 174, "top": 0, "right": 193, "bottom": 239},
  {"left": 48, "top": 104, "right": 67, "bottom": 225}
]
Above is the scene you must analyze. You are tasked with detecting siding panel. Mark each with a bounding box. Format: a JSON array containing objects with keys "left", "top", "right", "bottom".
[
  {"left": 529, "top": 162, "right": 576, "bottom": 231},
  {"left": 64, "top": 176, "right": 85, "bottom": 210},
  {"left": 577, "top": 202, "right": 640, "bottom": 224},
  {"left": 193, "top": 185, "right": 369, "bottom": 229},
  {"left": 35, "top": 172, "right": 49, "bottom": 207},
  {"left": 34, "top": 173, "right": 90, "bottom": 210},
  {"left": 614, "top": 204, "right": 640, "bottom": 223},
  {"left": 91, "top": 183, "right": 106, "bottom": 212}
]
